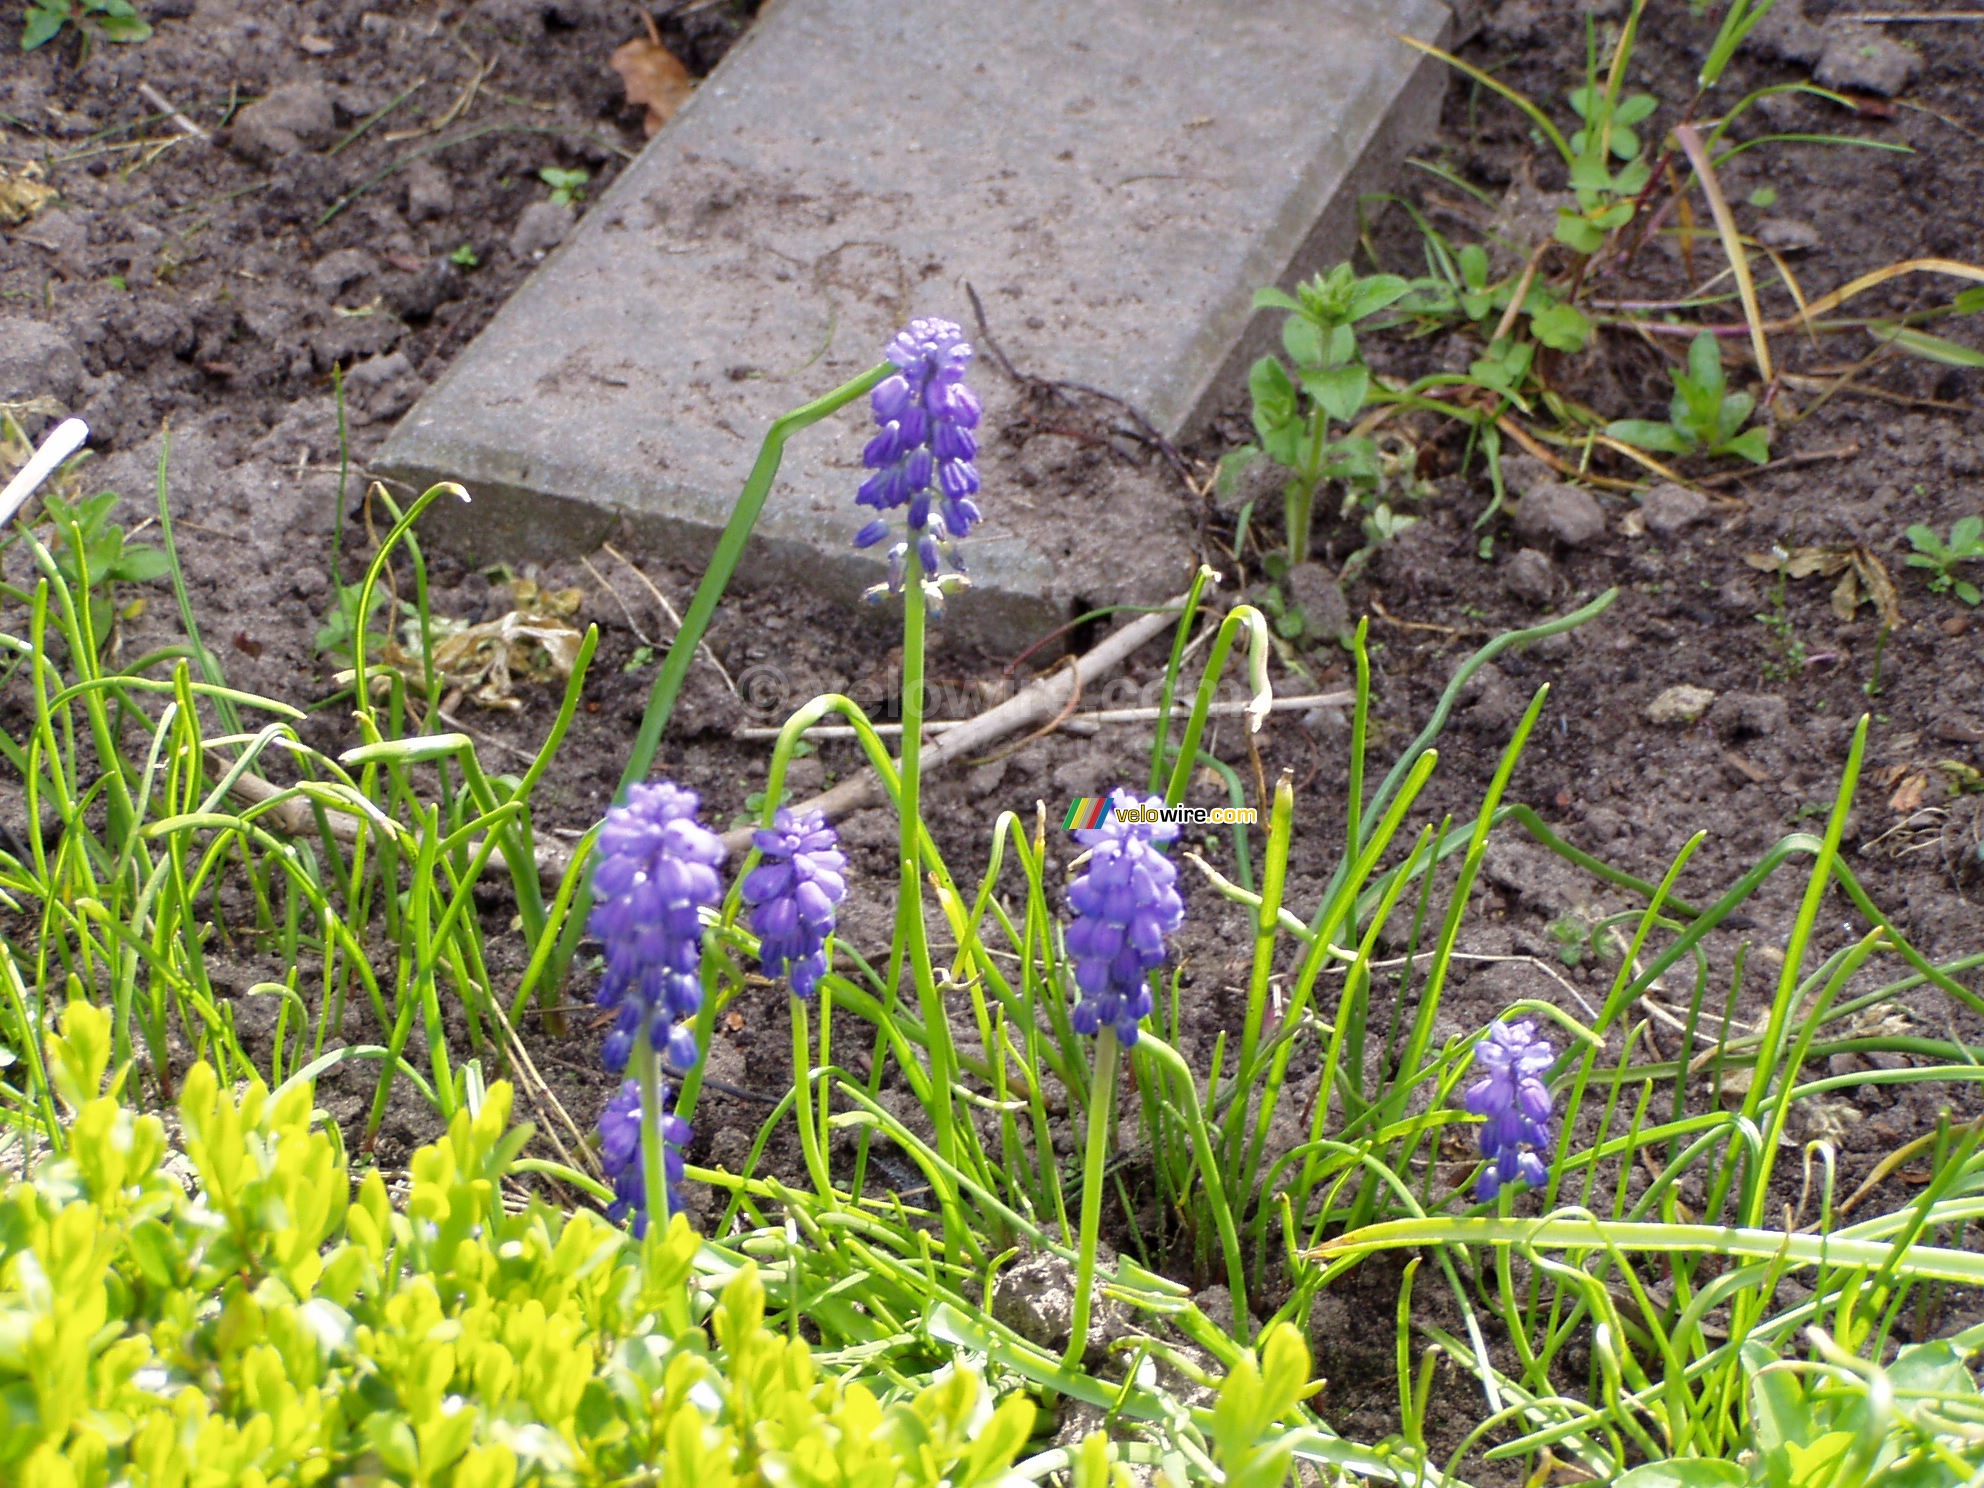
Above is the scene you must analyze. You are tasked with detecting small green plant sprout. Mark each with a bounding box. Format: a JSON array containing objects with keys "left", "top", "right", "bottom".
[
  {"left": 313, "top": 576, "right": 412, "bottom": 665},
  {"left": 1240, "top": 263, "right": 1411, "bottom": 564},
  {"left": 1905, "top": 515, "right": 1984, "bottom": 604},
  {"left": 1558, "top": 82, "right": 1657, "bottom": 255},
  {"left": 449, "top": 243, "right": 481, "bottom": 269},
  {"left": 1546, "top": 914, "right": 1594, "bottom": 968},
  {"left": 538, "top": 166, "right": 590, "bottom": 206},
  {"left": 1607, "top": 331, "right": 1772, "bottom": 465},
  {"left": 20, "top": 0, "right": 150, "bottom": 51},
  {"left": 1615, "top": 1330, "right": 1984, "bottom": 1488},
  {"left": 37, "top": 487, "right": 168, "bottom": 650}
]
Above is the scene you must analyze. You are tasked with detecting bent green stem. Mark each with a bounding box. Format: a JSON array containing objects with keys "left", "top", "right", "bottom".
[
  {"left": 549, "top": 361, "right": 893, "bottom": 993},
  {"left": 1065, "top": 1026, "right": 1120, "bottom": 1370}
]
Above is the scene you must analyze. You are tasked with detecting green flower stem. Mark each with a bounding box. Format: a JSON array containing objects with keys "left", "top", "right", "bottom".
[
  {"left": 1139, "top": 1032, "right": 1249, "bottom": 1339},
  {"left": 636, "top": 1014, "right": 669, "bottom": 1264},
  {"left": 1224, "top": 770, "right": 1293, "bottom": 1185},
  {"left": 1146, "top": 565, "right": 1216, "bottom": 793},
  {"left": 1159, "top": 605, "right": 1271, "bottom": 807},
  {"left": 897, "top": 546, "right": 967, "bottom": 1260},
  {"left": 791, "top": 994, "right": 834, "bottom": 1200},
  {"left": 549, "top": 362, "right": 893, "bottom": 994},
  {"left": 1064, "top": 1025, "right": 1119, "bottom": 1370}
]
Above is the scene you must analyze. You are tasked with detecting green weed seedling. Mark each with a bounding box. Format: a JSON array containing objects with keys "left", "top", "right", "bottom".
[
  {"left": 35, "top": 486, "right": 169, "bottom": 653},
  {"left": 1905, "top": 515, "right": 1984, "bottom": 605},
  {"left": 1614, "top": 1328, "right": 1984, "bottom": 1488},
  {"left": 19, "top": 0, "right": 150, "bottom": 50},
  {"left": 1239, "top": 262, "right": 1411, "bottom": 564},
  {"left": 313, "top": 576, "right": 411, "bottom": 666},
  {"left": 1558, "top": 80, "right": 1657, "bottom": 256},
  {"left": 538, "top": 166, "right": 590, "bottom": 207},
  {"left": 1608, "top": 331, "right": 1772, "bottom": 465}
]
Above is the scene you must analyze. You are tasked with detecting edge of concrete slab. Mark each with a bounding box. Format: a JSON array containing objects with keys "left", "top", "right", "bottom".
[{"left": 374, "top": 0, "right": 1462, "bottom": 653}]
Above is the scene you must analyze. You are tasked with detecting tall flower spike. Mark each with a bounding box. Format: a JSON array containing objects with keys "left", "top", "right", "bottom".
[
  {"left": 597, "top": 1078, "right": 692, "bottom": 1237},
  {"left": 1462, "top": 1019, "right": 1556, "bottom": 1201},
  {"left": 855, "top": 316, "right": 982, "bottom": 608},
  {"left": 741, "top": 808, "right": 847, "bottom": 998},
  {"left": 1065, "top": 789, "right": 1185, "bottom": 1046},
  {"left": 589, "top": 781, "right": 726, "bottom": 1076}
]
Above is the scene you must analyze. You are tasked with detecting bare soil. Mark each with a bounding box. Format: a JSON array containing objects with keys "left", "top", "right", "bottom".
[{"left": 4, "top": 0, "right": 1984, "bottom": 1477}]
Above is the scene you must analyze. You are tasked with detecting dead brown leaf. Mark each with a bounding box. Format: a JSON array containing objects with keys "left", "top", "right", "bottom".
[
  {"left": 1889, "top": 771, "right": 1931, "bottom": 814},
  {"left": 0, "top": 163, "right": 58, "bottom": 227},
  {"left": 1742, "top": 544, "right": 1904, "bottom": 631},
  {"left": 610, "top": 16, "right": 691, "bottom": 137}
]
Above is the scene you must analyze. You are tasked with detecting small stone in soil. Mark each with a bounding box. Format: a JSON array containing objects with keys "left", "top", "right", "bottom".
[
  {"left": 403, "top": 160, "right": 455, "bottom": 223},
  {"left": 1639, "top": 482, "right": 1711, "bottom": 539},
  {"left": 1513, "top": 481, "right": 1607, "bottom": 548},
  {"left": 0, "top": 317, "right": 85, "bottom": 430},
  {"left": 1741, "top": 0, "right": 1829, "bottom": 65},
  {"left": 1815, "top": 28, "right": 1920, "bottom": 97},
  {"left": 1711, "top": 690, "right": 1791, "bottom": 740},
  {"left": 509, "top": 201, "right": 575, "bottom": 260},
  {"left": 1756, "top": 217, "right": 1821, "bottom": 254},
  {"left": 1283, "top": 560, "right": 1351, "bottom": 643},
  {"left": 229, "top": 79, "right": 338, "bottom": 161},
  {"left": 1647, "top": 684, "right": 1716, "bottom": 726},
  {"left": 1501, "top": 547, "right": 1558, "bottom": 606}
]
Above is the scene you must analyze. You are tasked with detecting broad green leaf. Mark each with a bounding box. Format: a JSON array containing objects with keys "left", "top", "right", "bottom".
[
  {"left": 1530, "top": 301, "right": 1591, "bottom": 352},
  {"left": 1212, "top": 446, "right": 1262, "bottom": 510},
  {"left": 1300, "top": 364, "right": 1370, "bottom": 424},
  {"left": 94, "top": 13, "right": 152, "bottom": 40},
  {"left": 1613, "top": 1461, "right": 1746, "bottom": 1488},
  {"left": 1606, "top": 420, "right": 1695, "bottom": 454},
  {"left": 1459, "top": 243, "right": 1488, "bottom": 290},
  {"left": 1717, "top": 390, "right": 1757, "bottom": 440},
  {"left": 21, "top": 6, "right": 66, "bottom": 49},
  {"left": 1687, "top": 332, "right": 1727, "bottom": 400},
  {"left": 1617, "top": 93, "right": 1658, "bottom": 127},
  {"left": 1282, "top": 316, "right": 1323, "bottom": 367},
  {"left": 1950, "top": 514, "right": 1983, "bottom": 551},
  {"left": 1721, "top": 427, "right": 1772, "bottom": 464},
  {"left": 1347, "top": 274, "right": 1411, "bottom": 322},
  {"left": 1554, "top": 209, "right": 1606, "bottom": 255},
  {"left": 1252, "top": 288, "right": 1305, "bottom": 314},
  {"left": 111, "top": 546, "right": 171, "bottom": 583}
]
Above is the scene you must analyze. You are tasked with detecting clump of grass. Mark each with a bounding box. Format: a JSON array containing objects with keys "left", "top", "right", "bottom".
[{"left": 7, "top": 24, "right": 1984, "bottom": 1460}]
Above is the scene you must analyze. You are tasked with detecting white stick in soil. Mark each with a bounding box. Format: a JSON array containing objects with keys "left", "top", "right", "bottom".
[
  {"left": 1, "top": 417, "right": 89, "bottom": 530},
  {"left": 717, "top": 592, "right": 1203, "bottom": 853}
]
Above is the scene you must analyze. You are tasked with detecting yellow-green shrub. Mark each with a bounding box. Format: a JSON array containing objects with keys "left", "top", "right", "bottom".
[{"left": 0, "top": 1001, "right": 1035, "bottom": 1488}]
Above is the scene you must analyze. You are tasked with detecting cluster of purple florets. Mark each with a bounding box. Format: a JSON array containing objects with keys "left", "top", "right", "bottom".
[
  {"left": 588, "top": 781, "right": 726, "bottom": 1233},
  {"left": 1462, "top": 1019, "right": 1557, "bottom": 1201},
  {"left": 597, "top": 1078, "right": 691, "bottom": 1238},
  {"left": 1066, "top": 790, "right": 1185, "bottom": 1046},
  {"left": 742, "top": 807, "right": 847, "bottom": 998},
  {"left": 590, "top": 781, "right": 726, "bottom": 1077},
  {"left": 853, "top": 317, "right": 982, "bottom": 605}
]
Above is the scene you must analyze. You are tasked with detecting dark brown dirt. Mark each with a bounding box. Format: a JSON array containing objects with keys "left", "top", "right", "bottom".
[{"left": 5, "top": 0, "right": 1984, "bottom": 1479}]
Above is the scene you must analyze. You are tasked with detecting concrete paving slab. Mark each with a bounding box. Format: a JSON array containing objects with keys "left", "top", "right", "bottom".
[{"left": 376, "top": 0, "right": 1456, "bottom": 649}]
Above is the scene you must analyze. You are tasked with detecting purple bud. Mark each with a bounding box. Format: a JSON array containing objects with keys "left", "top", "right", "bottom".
[
  {"left": 741, "top": 808, "right": 847, "bottom": 999},
  {"left": 854, "top": 317, "right": 984, "bottom": 599},
  {"left": 1064, "top": 789, "right": 1184, "bottom": 1044}
]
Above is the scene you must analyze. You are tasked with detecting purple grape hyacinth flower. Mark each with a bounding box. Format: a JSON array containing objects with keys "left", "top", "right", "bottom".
[
  {"left": 854, "top": 317, "right": 982, "bottom": 606},
  {"left": 598, "top": 1078, "right": 692, "bottom": 1237},
  {"left": 741, "top": 807, "right": 847, "bottom": 999},
  {"left": 1065, "top": 789, "right": 1185, "bottom": 1046},
  {"left": 589, "top": 781, "right": 726, "bottom": 1076},
  {"left": 1462, "top": 1019, "right": 1556, "bottom": 1201}
]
